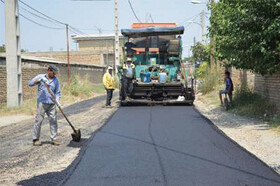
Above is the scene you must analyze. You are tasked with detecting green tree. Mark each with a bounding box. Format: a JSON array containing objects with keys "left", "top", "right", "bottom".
[
  {"left": 210, "top": 0, "right": 280, "bottom": 75},
  {"left": 191, "top": 42, "right": 209, "bottom": 62},
  {"left": 0, "top": 44, "right": 5, "bottom": 52}
]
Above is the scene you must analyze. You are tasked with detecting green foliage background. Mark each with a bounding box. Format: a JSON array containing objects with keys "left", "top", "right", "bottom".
[{"left": 210, "top": 0, "right": 280, "bottom": 75}]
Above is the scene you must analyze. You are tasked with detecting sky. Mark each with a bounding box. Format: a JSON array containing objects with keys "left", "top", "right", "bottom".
[{"left": 0, "top": 0, "right": 209, "bottom": 57}]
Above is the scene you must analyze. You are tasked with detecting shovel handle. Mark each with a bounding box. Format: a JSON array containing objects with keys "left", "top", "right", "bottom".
[{"left": 43, "top": 82, "right": 77, "bottom": 132}]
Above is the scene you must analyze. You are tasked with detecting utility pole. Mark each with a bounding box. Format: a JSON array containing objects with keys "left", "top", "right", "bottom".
[
  {"left": 66, "top": 24, "right": 71, "bottom": 83},
  {"left": 210, "top": 0, "right": 215, "bottom": 68},
  {"left": 114, "top": 0, "right": 120, "bottom": 74},
  {"left": 201, "top": 10, "right": 206, "bottom": 44},
  {"left": 5, "top": 0, "right": 22, "bottom": 107}
]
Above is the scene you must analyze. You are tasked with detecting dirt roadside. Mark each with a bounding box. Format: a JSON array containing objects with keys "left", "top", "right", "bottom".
[
  {"left": 0, "top": 95, "right": 119, "bottom": 185},
  {"left": 195, "top": 96, "right": 280, "bottom": 174}
]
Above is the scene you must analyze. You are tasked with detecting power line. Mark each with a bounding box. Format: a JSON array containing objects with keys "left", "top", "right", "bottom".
[
  {"left": 20, "top": 14, "right": 65, "bottom": 30},
  {"left": 179, "top": 13, "right": 200, "bottom": 25},
  {"left": 19, "top": 0, "right": 66, "bottom": 25},
  {"left": 0, "top": 0, "right": 64, "bottom": 30},
  {"left": 69, "top": 26, "right": 86, "bottom": 35},
  {"left": 19, "top": 5, "right": 62, "bottom": 25},
  {"left": 127, "top": 0, "right": 142, "bottom": 23},
  {"left": 150, "top": 14, "right": 154, "bottom": 23},
  {"left": 18, "top": 0, "right": 87, "bottom": 35}
]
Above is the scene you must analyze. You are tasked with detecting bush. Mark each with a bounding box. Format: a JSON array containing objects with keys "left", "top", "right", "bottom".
[
  {"left": 62, "top": 75, "right": 104, "bottom": 98},
  {"left": 195, "top": 62, "right": 209, "bottom": 79},
  {"left": 197, "top": 66, "right": 223, "bottom": 95},
  {"left": 230, "top": 87, "right": 277, "bottom": 119}
]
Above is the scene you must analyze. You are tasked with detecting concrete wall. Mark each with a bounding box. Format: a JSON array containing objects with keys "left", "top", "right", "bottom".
[{"left": 0, "top": 55, "right": 106, "bottom": 106}]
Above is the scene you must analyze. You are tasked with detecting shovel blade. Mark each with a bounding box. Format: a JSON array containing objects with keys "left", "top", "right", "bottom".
[{"left": 71, "top": 129, "right": 81, "bottom": 142}]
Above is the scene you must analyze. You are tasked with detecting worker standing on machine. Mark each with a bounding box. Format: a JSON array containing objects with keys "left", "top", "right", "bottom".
[{"left": 120, "top": 57, "right": 135, "bottom": 100}]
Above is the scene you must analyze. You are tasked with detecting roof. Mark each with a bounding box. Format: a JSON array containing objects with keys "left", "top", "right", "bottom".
[
  {"left": 72, "top": 33, "right": 125, "bottom": 42},
  {"left": 132, "top": 23, "right": 177, "bottom": 29},
  {"left": 0, "top": 53, "right": 106, "bottom": 68},
  {"left": 121, "top": 26, "right": 184, "bottom": 38}
]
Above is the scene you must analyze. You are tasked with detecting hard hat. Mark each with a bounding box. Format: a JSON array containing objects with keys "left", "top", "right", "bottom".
[
  {"left": 127, "top": 57, "right": 132, "bottom": 62},
  {"left": 108, "top": 66, "right": 113, "bottom": 70}
]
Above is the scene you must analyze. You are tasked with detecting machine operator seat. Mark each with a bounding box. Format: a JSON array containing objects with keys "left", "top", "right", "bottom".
[{"left": 167, "top": 40, "right": 180, "bottom": 56}]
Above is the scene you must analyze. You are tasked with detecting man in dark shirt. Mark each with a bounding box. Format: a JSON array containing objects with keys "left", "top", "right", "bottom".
[
  {"left": 125, "top": 38, "right": 136, "bottom": 57},
  {"left": 219, "top": 71, "right": 234, "bottom": 105}
]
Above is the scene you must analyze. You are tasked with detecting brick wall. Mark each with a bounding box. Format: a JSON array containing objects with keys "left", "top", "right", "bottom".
[
  {"left": 254, "top": 72, "right": 280, "bottom": 110},
  {"left": 24, "top": 51, "right": 103, "bottom": 65},
  {"left": 0, "top": 56, "right": 106, "bottom": 106},
  {"left": 226, "top": 67, "right": 255, "bottom": 88},
  {"left": 227, "top": 66, "right": 280, "bottom": 110},
  {"left": 0, "top": 66, "right": 7, "bottom": 105}
]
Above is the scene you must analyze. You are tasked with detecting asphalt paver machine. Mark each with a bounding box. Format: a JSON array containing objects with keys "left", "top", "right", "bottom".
[{"left": 118, "top": 23, "right": 195, "bottom": 106}]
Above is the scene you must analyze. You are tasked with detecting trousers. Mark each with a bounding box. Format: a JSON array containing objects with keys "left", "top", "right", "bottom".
[
  {"left": 121, "top": 77, "right": 133, "bottom": 100},
  {"left": 106, "top": 89, "right": 114, "bottom": 106},
  {"left": 33, "top": 102, "right": 57, "bottom": 140}
]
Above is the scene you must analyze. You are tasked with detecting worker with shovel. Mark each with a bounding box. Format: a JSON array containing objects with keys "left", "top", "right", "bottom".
[{"left": 28, "top": 65, "right": 61, "bottom": 146}]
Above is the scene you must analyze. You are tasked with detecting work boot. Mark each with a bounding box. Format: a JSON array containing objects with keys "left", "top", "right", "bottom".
[
  {"left": 51, "top": 140, "right": 60, "bottom": 146},
  {"left": 33, "top": 139, "right": 42, "bottom": 146},
  {"left": 126, "top": 97, "right": 133, "bottom": 101}
]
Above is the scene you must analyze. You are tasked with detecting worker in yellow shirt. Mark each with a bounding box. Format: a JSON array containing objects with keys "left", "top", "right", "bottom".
[{"left": 103, "top": 66, "right": 115, "bottom": 108}]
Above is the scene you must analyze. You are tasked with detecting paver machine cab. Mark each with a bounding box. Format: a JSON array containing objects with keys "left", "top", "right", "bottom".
[{"left": 118, "top": 23, "right": 195, "bottom": 105}]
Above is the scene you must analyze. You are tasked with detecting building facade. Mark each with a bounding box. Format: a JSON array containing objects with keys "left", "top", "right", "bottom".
[{"left": 72, "top": 34, "right": 127, "bottom": 66}]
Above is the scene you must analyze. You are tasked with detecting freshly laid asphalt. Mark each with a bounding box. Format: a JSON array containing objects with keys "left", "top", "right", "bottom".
[{"left": 64, "top": 106, "right": 280, "bottom": 186}]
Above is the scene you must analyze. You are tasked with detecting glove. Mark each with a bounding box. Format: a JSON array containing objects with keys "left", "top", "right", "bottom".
[
  {"left": 40, "top": 77, "right": 48, "bottom": 83},
  {"left": 56, "top": 100, "right": 61, "bottom": 107}
]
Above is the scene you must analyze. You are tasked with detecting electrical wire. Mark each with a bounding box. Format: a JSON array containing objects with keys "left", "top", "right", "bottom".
[
  {"left": 20, "top": 14, "right": 65, "bottom": 30},
  {"left": 19, "top": 0, "right": 66, "bottom": 25},
  {"left": 18, "top": 0, "right": 87, "bottom": 35},
  {"left": 0, "top": 0, "right": 64, "bottom": 30},
  {"left": 150, "top": 14, "right": 154, "bottom": 23},
  {"left": 19, "top": 5, "right": 62, "bottom": 25},
  {"left": 127, "top": 0, "right": 142, "bottom": 23},
  {"left": 179, "top": 13, "right": 200, "bottom": 25}
]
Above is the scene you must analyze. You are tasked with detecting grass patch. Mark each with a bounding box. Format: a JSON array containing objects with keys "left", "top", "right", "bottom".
[
  {"left": 0, "top": 75, "right": 106, "bottom": 116},
  {"left": 0, "top": 98, "right": 37, "bottom": 116},
  {"left": 229, "top": 88, "right": 277, "bottom": 120},
  {"left": 62, "top": 75, "right": 104, "bottom": 99},
  {"left": 269, "top": 115, "right": 280, "bottom": 128}
]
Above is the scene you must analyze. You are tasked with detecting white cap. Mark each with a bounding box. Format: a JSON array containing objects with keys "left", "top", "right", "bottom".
[
  {"left": 108, "top": 66, "right": 113, "bottom": 70},
  {"left": 127, "top": 57, "right": 132, "bottom": 62}
]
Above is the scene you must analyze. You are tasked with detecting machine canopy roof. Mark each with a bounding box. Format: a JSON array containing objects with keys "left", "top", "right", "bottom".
[{"left": 121, "top": 26, "right": 184, "bottom": 38}]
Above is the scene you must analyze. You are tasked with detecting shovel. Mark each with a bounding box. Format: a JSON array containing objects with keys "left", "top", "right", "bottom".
[{"left": 42, "top": 81, "right": 81, "bottom": 142}]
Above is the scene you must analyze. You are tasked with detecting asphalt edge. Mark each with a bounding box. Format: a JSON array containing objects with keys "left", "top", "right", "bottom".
[
  {"left": 193, "top": 104, "right": 280, "bottom": 178},
  {"left": 57, "top": 105, "right": 119, "bottom": 186}
]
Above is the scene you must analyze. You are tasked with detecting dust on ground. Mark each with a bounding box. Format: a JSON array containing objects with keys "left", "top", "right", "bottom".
[
  {"left": 0, "top": 95, "right": 119, "bottom": 185},
  {"left": 195, "top": 96, "right": 280, "bottom": 174}
]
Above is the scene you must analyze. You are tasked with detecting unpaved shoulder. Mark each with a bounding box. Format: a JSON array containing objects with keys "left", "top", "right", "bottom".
[{"left": 0, "top": 96, "right": 119, "bottom": 185}]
